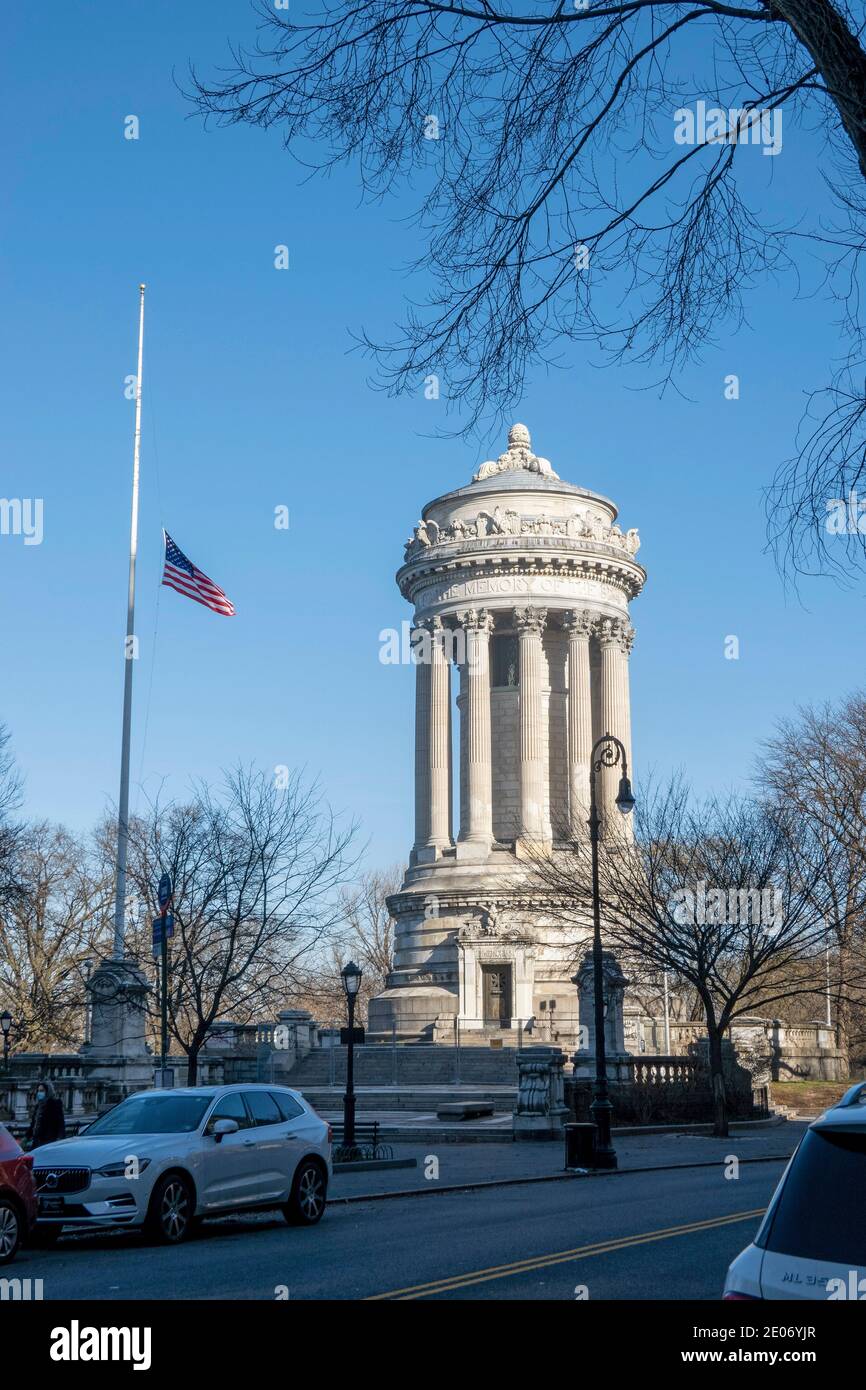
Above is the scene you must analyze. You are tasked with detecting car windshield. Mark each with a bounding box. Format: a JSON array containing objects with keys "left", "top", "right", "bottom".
[
  {"left": 760, "top": 1128, "right": 866, "bottom": 1266},
  {"left": 86, "top": 1093, "right": 215, "bottom": 1136}
]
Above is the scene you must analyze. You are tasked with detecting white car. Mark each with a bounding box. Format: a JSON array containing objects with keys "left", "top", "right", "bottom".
[
  {"left": 724, "top": 1081, "right": 866, "bottom": 1300},
  {"left": 30, "top": 1084, "right": 331, "bottom": 1245}
]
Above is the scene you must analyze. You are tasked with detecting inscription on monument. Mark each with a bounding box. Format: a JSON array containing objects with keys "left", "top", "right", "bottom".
[{"left": 419, "top": 572, "right": 625, "bottom": 609}]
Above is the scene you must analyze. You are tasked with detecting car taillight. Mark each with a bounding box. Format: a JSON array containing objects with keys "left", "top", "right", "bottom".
[
  {"left": 723, "top": 1292, "right": 762, "bottom": 1300},
  {"left": 327, "top": 1124, "right": 333, "bottom": 1144}
]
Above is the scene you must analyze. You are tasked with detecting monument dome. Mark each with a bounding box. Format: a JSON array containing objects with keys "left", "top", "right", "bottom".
[{"left": 368, "top": 425, "right": 646, "bottom": 1044}]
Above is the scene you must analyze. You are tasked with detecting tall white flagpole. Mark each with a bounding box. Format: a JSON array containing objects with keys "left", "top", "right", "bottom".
[{"left": 113, "top": 282, "right": 146, "bottom": 960}]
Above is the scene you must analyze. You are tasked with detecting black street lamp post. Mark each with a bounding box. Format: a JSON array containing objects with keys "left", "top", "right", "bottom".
[
  {"left": 587, "top": 731, "right": 635, "bottom": 1170},
  {"left": 340, "top": 960, "right": 363, "bottom": 1150},
  {"left": 1, "top": 1011, "right": 13, "bottom": 1074}
]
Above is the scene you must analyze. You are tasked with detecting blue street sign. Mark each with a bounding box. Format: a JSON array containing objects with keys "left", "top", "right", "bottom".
[
  {"left": 157, "top": 873, "right": 173, "bottom": 909},
  {"left": 151, "top": 914, "right": 175, "bottom": 951}
]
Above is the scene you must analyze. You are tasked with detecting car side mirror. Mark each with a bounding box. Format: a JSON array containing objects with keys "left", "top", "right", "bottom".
[{"left": 211, "top": 1118, "right": 239, "bottom": 1143}]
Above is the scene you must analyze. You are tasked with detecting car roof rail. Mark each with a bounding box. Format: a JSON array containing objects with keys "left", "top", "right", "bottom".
[{"left": 835, "top": 1081, "right": 866, "bottom": 1108}]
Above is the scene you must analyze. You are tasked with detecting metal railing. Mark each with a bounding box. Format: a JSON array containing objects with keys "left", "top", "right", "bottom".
[{"left": 310, "top": 1015, "right": 585, "bottom": 1089}]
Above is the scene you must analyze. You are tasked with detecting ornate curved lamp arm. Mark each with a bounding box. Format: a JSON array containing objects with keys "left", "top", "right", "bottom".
[{"left": 590, "top": 732, "right": 629, "bottom": 780}]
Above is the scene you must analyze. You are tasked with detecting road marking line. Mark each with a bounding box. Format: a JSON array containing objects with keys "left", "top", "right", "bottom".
[{"left": 367, "top": 1207, "right": 766, "bottom": 1299}]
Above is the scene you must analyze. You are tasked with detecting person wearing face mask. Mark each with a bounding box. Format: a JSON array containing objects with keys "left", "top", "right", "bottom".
[{"left": 27, "top": 1079, "right": 66, "bottom": 1150}]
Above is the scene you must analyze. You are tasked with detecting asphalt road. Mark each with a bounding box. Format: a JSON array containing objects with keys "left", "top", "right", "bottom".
[{"left": 17, "top": 1159, "right": 785, "bottom": 1301}]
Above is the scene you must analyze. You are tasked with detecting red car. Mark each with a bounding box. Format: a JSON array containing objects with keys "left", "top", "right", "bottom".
[{"left": 0, "top": 1122, "right": 37, "bottom": 1263}]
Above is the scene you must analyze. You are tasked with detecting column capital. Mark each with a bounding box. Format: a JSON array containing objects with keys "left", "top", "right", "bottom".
[
  {"left": 514, "top": 606, "right": 547, "bottom": 638},
  {"left": 562, "top": 608, "right": 594, "bottom": 639},
  {"left": 597, "top": 616, "right": 635, "bottom": 654},
  {"left": 416, "top": 614, "right": 446, "bottom": 634},
  {"left": 455, "top": 606, "right": 495, "bottom": 636}
]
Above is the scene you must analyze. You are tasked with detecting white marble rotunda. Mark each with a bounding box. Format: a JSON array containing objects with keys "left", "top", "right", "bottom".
[{"left": 367, "top": 424, "right": 646, "bottom": 1043}]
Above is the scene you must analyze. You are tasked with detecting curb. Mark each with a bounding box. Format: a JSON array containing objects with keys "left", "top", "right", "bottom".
[
  {"left": 338, "top": 1115, "right": 791, "bottom": 1145},
  {"left": 328, "top": 1151, "right": 793, "bottom": 1205}
]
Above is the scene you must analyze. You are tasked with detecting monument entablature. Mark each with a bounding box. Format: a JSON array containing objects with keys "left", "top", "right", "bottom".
[{"left": 399, "top": 546, "right": 645, "bottom": 612}]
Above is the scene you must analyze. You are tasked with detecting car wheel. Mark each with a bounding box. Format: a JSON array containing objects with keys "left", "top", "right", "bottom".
[
  {"left": 0, "top": 1198, "right": 22, "bottom": 1264},
  {"left": 145, "top": 1174, "right": 194, "bottom": 1245},
  {"left": 284, "top": 1160, "right": 327, "bottom": 1226}
]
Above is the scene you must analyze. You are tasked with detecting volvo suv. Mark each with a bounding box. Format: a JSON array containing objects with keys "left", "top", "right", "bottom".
[{"left": 30, "top": 1084, "right": 331, "bottom": 1245}]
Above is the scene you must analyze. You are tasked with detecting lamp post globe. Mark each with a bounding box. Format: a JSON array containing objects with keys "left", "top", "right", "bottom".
[
  {"left": 615, "top": 775, "right": 635, "bottom": 816},
  {"left": 341, "top": 960, "right": 363, "bottom": 999},
  {"left": 0, "top": 1010, "right": 12, "bottom": 1074}
]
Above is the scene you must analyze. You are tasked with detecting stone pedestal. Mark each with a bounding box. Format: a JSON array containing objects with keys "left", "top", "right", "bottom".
[
  {"left": 571, "top": 948, "right": 632, "bottom": 1082},
  {"left": 513, "top": 1046, "right": 569, "bottom": 1139},
  {"left": 81, "top": 956, "right": 153, "bottom": 1093}
]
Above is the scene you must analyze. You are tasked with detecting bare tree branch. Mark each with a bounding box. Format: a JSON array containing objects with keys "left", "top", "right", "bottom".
[{"left": 186, "top": 1, "right": 866, "bottom": 581}]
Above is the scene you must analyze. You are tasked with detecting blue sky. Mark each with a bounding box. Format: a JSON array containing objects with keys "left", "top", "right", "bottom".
[{"left": 1, "top": 1, "right": 862, "bottom": 870}]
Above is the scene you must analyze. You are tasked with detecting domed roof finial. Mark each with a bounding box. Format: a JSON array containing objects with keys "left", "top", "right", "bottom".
[
  {"left": 508, "top": 422, "right": 531, "bottom": 451},
  {"left": 472, "top": 421, "right": 559, "bottom": 482}
]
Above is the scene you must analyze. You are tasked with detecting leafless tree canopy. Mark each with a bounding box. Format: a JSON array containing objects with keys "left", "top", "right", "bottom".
[
  {"left": 757, "top": 692, "right": 866, "bottom": 1056},
  {"left": 293, "top": 865, "right": 402, "bottom": 1024},
  {"left": 0, "top": 723, "right": 23, "bottom": 914},
  {"left": 0, "top": 822, "right": 111, "bottom": 1051},
  {"left": 188, "top": 1, "right": 866, "bottom": 578},
  {"left": 532, "top": 778, "right": 849, "bottom": 1132},
  {"left": 125, "top": 766, "right": 359, "bottom": 1081},
  {"left": 338, "top": 865, "right": 399, "bottom": 991}
]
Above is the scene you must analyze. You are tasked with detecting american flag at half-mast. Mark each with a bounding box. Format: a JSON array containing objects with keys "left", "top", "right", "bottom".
[{"left": 161, "top": 531, "right": 236, "bottom": 616}]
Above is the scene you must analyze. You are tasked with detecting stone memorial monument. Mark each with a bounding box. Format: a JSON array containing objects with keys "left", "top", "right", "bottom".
[{"left": 368, "top": 424, "right": 646, "bottom": 1043}]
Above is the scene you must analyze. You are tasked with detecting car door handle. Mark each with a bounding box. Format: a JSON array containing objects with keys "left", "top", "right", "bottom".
[{"left": 243, "top": 1139, "right": 256, "bottom": 1146}]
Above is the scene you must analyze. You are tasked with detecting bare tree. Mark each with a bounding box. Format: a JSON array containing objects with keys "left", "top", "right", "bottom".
[
  {"left": 757, "top": 692, "right": 866, "bottom": 1055},
  {"left": 532, "top": 779, "right": 845, "bottom": 1135},
  {"left": 293, "top": 865, "right": 401, "bottom": 1025},
  {"left": 125, "top": 767, "right": 358, "bottom": 1083},
  {"left": 0, "top": 723, "right": 23, "bottom": 917},
  {"left": 337, "top": 865, "right": 400, "bottom": 1000},
  {"left": 0, "top": 822, "right": 111, "bottom": 1051},
  {"left": 188, "top": 2, "right": 866, "bottom": 578}
]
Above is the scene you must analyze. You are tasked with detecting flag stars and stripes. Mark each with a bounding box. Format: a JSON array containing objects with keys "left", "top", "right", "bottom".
[{"left": 161, "top": 531, "right": 236, "bottom": 616}]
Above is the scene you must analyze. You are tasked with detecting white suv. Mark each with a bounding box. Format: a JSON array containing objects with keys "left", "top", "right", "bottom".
[
  {"left": 30, "top": 1084, "right": 331, "bottom": 1245},
  {"left": 724, "top": 1081, "right": 866, "bottom": 1300}
]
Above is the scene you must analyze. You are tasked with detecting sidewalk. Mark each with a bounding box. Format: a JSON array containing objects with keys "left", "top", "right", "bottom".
[{"left": 329, "top": 1119, "right": 806, "bottom": 1200}]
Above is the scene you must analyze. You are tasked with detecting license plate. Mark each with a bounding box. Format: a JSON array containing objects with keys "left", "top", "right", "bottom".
[{"left": 39, "top": 1196, "right": 64, "bottom": 1214}]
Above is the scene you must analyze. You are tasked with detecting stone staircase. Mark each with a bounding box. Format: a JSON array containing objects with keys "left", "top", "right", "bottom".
[
  {"left": 281, "top": 1045, "right": 520, "bottom": 1112},
  {"left": 299, "top": 1086, "right": 517, "bottom": 1113}
]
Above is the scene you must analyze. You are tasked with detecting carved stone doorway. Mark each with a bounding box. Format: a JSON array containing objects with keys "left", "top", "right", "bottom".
[{"left": 482, "top": 964, "right": 512, "bottom": 1025}]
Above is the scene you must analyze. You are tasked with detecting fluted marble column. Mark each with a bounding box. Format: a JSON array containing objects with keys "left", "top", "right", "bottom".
[
  {"left": 597, "top": 617, "right": 635, "bottom": 833},
  {"left": 515, "top": 606, "right": 548, "bottom": 847},
  {"left": 413, "top": 616, "right": 452, "bottom": 860},
  {"left": 456, "top": 608, "right": 494, "bottom": 856},
  {"left": 429, "top": 617, "right": 453, "bottom": 852},
  {"left": 563, "top": 609, "right": 593, "bottom": 840},
  {"left": 412, "top": 623, "right": 431, "bottom": 853}
]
